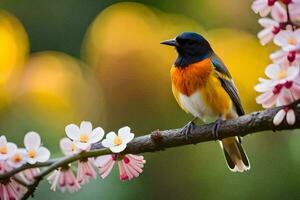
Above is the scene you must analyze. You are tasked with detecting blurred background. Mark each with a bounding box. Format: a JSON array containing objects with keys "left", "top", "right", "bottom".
[{"left": 0, "top": 0, "right": 299, "bottom": 199}]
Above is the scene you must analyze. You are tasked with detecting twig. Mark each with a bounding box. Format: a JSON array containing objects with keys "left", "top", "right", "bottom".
[{"left": 1, "top": 100, "right": 300, "bottom": 199}]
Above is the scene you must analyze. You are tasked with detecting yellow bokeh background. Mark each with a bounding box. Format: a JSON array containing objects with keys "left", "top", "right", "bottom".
[{"left": 0, "top": 1, "right": 299, "bottom": 200}]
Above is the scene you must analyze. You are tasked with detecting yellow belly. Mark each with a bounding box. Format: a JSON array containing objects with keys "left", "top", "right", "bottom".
[{"left": 172, "top": 73, "right": 232, "bottom": 119}]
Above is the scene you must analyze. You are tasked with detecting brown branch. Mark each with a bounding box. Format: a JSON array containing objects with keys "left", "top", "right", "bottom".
[
  {"left": 101, "top": 100, "right": 300, "bottom": 154},
  {"left": 1, "top": 101, "right": 300, "bottom": 199}
]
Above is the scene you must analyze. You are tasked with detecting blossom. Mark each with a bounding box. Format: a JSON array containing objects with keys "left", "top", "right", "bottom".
[
  {"left": 47, "top": 167, "right": 80, "bottom": 193},
  {"left": 94, "top": 154, "right": 146, "bottom": 181},
  {"left": 252, "top": 0, "right": 277, "bottom": 17},
  {"left": 17, "top": 168, "right": 40, "bottom": 185},
  {"left": 102, "top": 126, "right": 134, "bottom": 153},
  {"left": 0, "top": 179, "right": 27, "bottom": 200},
  {"left": 93, "top": 155, "right": 116, "bottom": 179},
  {"left": 24, "top": 132, "right": 50, "bottom": 164},
  {"left": 270, "top": 49, "right": 300, "bottom": 64},
  {"left": 65, "top": 121, "right": 104, "bottom": 151},
  {"left": 47, "top": 135, "right": 81, "bottom": 192},
  {"left": 60, "top": 137, "right": 79, "bottom": 156},
  {"left": 7, "top": 148, "right": 27, "bottom": 168},
  {"left": 290, "top": 1, "right": 300, "bottom": 20},
  {"left": 273, "top": 107, "right": 296, "bottom": 125},
  {"left": 264, "top": 63, "right": 299, "bottom": 84},
  {"left": 257, "top": 2, "right": 287, "bottom": 45},
  {"left": 76, "top": 159, "right": 97, "bottom": 185},
  {"left": 0, "top": 136, "right": 17, "bottom": 161},
  {"left": 255, "top": 63, "right": 299, "bottom": 108},
  {"left": 274, "top": 29, "right": 300, "bottom": 51}
]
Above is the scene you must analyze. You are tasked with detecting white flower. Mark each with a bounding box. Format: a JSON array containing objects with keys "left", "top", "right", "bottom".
[
  {"left": 65, "top": 121, "right": 105, "bottom": 150},
  {"left": 0, "top": 136, "right": 17, "bottom": 161},
  {"left": 7, "top": 148, "right": 27, "bottom": 168},
  {"left": 60, "top": 137, "right": 79, "bottom": 156},
  {"left": 102, "top": 126, "right": 134, "bottom": 153},
  {"left": 265, "top": 63, "right": 299, "bottom": 84},
  {"left": 24, "top": 132, "right": 51, "bottom": 164},
  {"left": 252, "top": 0, "right": 277, "bottom": 17},
  {"left": 274, "top": 29, "right": 300, "bottom": 51},
  {"left": 257, "top": 3, "right": 287, "bottom": 45}
]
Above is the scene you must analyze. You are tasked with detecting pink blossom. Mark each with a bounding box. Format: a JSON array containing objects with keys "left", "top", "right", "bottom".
[
  {"left": 252, "top": 0, "right": 278, "bottom": 17},
  {"left": 76, "top": 159, "right": 97, "bottom": 185},
  {"left": 257, "top": 2, "right": 287, "bottom": 45},
  {"left": 255, "top": 63, "right": 299, "bottom": 108},
  {"left": 93, "top": 155, "right": 117, "bottom": 179},
  {"left": 17, "top": 168, "right": 40, "bottom": 185},
  {"left": 274, "top": 29, "right": 300, "bottom": 51},
  {"left": 47, "top": 167, "right": 80, "bottom": 193},
  {"left": 94, "top": 154, "right": 146, "bottom": 181},
  {"left": 0, "top": 179, "right": 27, "bottom": 200},
  {"left": 290, "top": 0, "right": 300, "bottom": 20},
  {"left": 270, "top": 49, "right": 300, "bottom": 64}
]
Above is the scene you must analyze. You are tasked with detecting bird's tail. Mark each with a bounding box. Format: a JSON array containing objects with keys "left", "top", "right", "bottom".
[{"left": 219, "top": 137, "right": 250, "bottom": 172}]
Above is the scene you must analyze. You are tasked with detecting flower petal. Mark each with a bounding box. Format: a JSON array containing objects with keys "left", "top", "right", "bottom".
[
  {"left": 110, "top": 143, "right": 127, "bottom": 153},
  {"left": 0, "top": 136, "right": 7, "bottom": 147},
  {"left": 271, "top": 2, "right": 287, "bottom": 22},
  {"left": 101, "top": 132, "right": 117, "bottom": 148},
  {"left": 119, "top": 126, "right": 134, "bottom": 144},
  {"left": 60, "top": 137, "right": 78, "bottom": 156},
  {"left": 36, "top": 147, "right": 50, "bottom": 163},
  {"left": 24, "top": 132, "right": 41, "bottom": 150},
  {"left": 80, "top": 121, "right": 92, "bottom": 134},
  {"left": 89, "top": 127, "right": 105, "bottom": 144},
  {"left": 94, "top": 155, "right": 113, "bottom": 167},
  {"left": 258, "top": 28, "right": 274, "bottom": 45},
  {"left": 74, "top": 141, "right": 90, "bottom": 150},
  {"left": 265, "top": 64, "right": 281, "bottom": 79},
  {"left": 258, "top": 18, "right": 278, "bottom": 28},
  {"left": 7, "top": 142, "right": 17, "bottom": 155},
  {"left": 65, "top": 124, "right": 80, "bottom": 141}
]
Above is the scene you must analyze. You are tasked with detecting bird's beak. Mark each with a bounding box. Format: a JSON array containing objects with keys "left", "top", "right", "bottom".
[{"left": 160, "top": 39, "right": 179, "bottom": 47}]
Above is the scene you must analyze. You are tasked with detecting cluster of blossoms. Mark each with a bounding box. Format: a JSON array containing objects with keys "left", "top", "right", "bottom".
[
  {"left": 0, "top": 121, "right": 145, "bottom": 200},
  {"left": 0, "top": 132, "right": 50, "bottom": 199},
  {"left": 47, "top": 121, "right": 145, "bottom": 193},
  {"left": 252, "top": 0, "right": 300, "bottom": 125}
]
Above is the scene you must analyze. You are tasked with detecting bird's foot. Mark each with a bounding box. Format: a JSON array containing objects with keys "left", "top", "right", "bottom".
[
  {"left": 181, "top": 121, "right": 196, "bottom": 140},
  {"left": 212, "top": 118, "right": 223, "bottom": 140}
]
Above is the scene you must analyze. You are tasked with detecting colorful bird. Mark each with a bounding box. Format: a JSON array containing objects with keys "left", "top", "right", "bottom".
[{"left": 161, "top": 32, "right": 250, "bottom": 172}]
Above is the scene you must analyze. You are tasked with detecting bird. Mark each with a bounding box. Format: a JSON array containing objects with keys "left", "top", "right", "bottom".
[{"left": 161, "top": 32, "right": 250, "bottom": 172}]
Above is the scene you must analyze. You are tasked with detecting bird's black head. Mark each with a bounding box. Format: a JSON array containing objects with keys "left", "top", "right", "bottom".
[{"left": 161, "top": 32, "right": 213, "bottom": 67}]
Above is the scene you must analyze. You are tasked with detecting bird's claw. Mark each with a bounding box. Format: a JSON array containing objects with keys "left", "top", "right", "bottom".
[
  {"left": 212, "top": 118, "right": 223, "bottom": 140},
  {"left": 181, "top": 121, "right": 196, "bottom": 140}
]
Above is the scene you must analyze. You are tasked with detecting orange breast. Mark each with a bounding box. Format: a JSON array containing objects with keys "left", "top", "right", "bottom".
[{"left": 170, "top": 58, "right": 213, "bottom": 96}]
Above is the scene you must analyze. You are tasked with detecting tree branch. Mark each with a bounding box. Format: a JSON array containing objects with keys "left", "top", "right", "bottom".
[{"left": 1, "top": 101, "right": 299, "bottom": 199}]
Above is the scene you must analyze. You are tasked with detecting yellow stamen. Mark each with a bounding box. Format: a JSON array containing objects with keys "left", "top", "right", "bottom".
[
  {"left": 277, "top": 70, "right": 288, "bottom": 79},
  {"left": 13, "top": 154, "right": 22, "bottom": 163},
  {"left": 0, "top": 146, "right": 8, "bottom": 154},
  {"left": 28, "top": 150, "right": 37, "bottom": 158},
  {"left": 114, "top": 136, "right": 122, "bottom": 146},
  {"left": 79, "top": 134, "right": 89, "bottom": 143},
  {"left": 288, "top": 38, "right": 297, "bottom": 45},
  {"left": 70, "top": 143, "right": 77, "bottom": 152}
]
